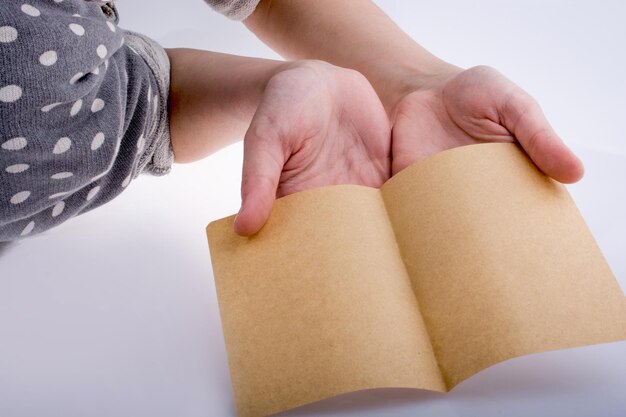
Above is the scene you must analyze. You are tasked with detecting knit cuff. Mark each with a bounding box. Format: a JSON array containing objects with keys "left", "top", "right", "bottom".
[
  {"left": 204, "top": 0, "right": 262, "bottom": 21},
  {"left": 122, "top": 30, "right": 174, "bottom": 177}
]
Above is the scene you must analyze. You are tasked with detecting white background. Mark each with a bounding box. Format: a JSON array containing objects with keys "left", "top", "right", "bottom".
[{"left": 1, "top": 1, "right": 625, "bottom": 416}]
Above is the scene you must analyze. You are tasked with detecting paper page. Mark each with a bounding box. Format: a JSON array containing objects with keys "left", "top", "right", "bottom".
[
  {"left": 381, "top": 142, "right": 626, "bottom": 389},
  {"left": 206, "top": 185, "right": 445, "bottom": 417}
]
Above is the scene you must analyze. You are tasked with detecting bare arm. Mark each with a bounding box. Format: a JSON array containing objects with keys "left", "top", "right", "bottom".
[
  {"left": 244, "top": 0, "right": 584, "bottom": 183},
  {"left": 244, "top": 0, "right": 455, "bottom": 115},
  {"left": 166, "top": 48, "right": 287, "bottom": 162}
]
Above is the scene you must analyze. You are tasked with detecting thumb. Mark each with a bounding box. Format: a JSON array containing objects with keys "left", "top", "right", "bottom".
[
  {"left": 233, "top": 123, "right": 285, "bottom": 236},
  {"left": 500, "top": 90, "right": 584, "bottom": 184}
]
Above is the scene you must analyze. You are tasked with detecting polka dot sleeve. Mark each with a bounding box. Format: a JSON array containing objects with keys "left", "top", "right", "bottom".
[{"left": 0, "top": 1, "right": 173, "bottom": 241}]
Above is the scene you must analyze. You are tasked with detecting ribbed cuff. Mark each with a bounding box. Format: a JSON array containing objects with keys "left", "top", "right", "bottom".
[
  {"left": 123, "top": 30, "right": 174, "bottom": 177},
  {"left": 205, "top": 0, "right": 262, "bottom": 21}
]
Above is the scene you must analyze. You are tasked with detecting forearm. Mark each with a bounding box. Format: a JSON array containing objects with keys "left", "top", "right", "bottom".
[
  {"left": 166, "top": 48, "right": 287, "bottom": 163},
  {"left": 244, "top": 0, "right": 459, "bottom": 114}
]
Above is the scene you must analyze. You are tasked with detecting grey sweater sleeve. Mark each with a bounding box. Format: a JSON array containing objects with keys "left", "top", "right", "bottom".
[
  {"left": 204, "top": 0, "right": 262, "bottom": 21},
  {"left": 0, "top": 0, "right": 172, "bottom": 241}
]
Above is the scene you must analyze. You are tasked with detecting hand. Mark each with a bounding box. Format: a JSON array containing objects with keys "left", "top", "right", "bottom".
[
  {"left": 390, "top": 65, "right": 584, "bottom": 181},
  {"left": 234, "top": 60, "right": 391, "bottom": 236}
]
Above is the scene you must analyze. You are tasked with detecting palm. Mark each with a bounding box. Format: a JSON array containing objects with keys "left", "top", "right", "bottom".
[
  {"left": 273, "top": 67, "right": 390, "bottom": 197},
  {"left": 235, "top": 61, "right": 391, "bottom": 235},
  {"left": 390, "top": 66, "right": 583, "bottom": 180}
]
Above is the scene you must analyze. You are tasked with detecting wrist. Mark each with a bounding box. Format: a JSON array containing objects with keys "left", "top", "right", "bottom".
[{"left": 374, "top": 58, "right": 461, "bottom": 117}]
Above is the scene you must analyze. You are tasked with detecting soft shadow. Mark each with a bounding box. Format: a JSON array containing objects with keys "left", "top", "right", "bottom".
[
  {"left": 450, "top": 350, "right": 609, "bottom": 400},
  {"left": 274, "top": 387, "right": 444, "bottom": 416},
  {"left": 0, "top": 241, "right": 15, "bottom": 257}
]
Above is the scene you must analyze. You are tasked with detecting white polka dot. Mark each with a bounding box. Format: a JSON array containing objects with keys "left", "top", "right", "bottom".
[
  {"left": 10, "top": 191, "right": 31, "bottom": 205},
  {"left": 1, "top": 137, "right": 27, "bottom": 151},
  {"left": 51, "top": 172, "right": 73, "bottom": 180},
  {"left": 49, "top": 192, "right": 67, "bottom": 200},
  {"left": 54, "top": 0, "right": 64, "bottom": 3},
  {"left": 39, "top": 50, "right": 57, "bottom": 66},
  {"left": 91, "top": 170, "right": 108, "bottom": 182},
  {"left": 106, "top": 21, "right": 116, "bottom": 32},
  {"left": 96, "top": 45, "right": 107, "bottom": 59},
  {"left": 104, "top": 59, "right": 109, "bottom": 70},
  {"left": 122, "top": 175, "right": 131, "bottom": 188},
  {"left": 5, "top": 164, "right": 29, "bottom": 173},
  {"left": 91, "top": 98, "right": 105, "bottom": 113},
  {"left": 21, "top": 4, "right": 41, "bottom": 17},
  {"left": 69, "top": 23, "right": 85, "bottom": 36},
  {"left": 70, "top": 99, "right": 82, "bottom": 116},
  {"left": 0, "top": 26, "right": 18, "bottom": 43},
  {"left": 72, "top": 13, "right": 80, "bottom": 17},
  {"left": 86, "top": 186, "right": 100, "bottom": 201},
  {"left": 91, "top": 67, "right": 100, "bottom": 75},
  {"left": 69, "top": 72, "right": 83, "bottom": 85},
  {"left": 0, "top": 85, "right": 22, "bottom": 103},
  {"left": 52, "top": 201, "right": 65, "bottom": 217},
  {"left": 136, "top": 134, "right": 145, "bottom": 153},
  {"left": 21, "top": 221, "right": 35, "bottom": 236},
  {"left": 41, "top": 102, "right": 61, "bottom": 112},
  {"left": 53, "top": 137, "right": 71, "bottom": 154},
  {"left": 91, "top": 132, "right": 105, "bottom": 150}
]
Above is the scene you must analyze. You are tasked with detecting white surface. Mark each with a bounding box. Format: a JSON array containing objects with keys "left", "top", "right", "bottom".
[{"left": 1, "top": 1, "right": 625, "bottom": 416}]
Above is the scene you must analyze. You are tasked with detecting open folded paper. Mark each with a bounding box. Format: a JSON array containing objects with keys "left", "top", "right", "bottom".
[{"left": 206, "top": 143, "right": 626, "bottom": 417}]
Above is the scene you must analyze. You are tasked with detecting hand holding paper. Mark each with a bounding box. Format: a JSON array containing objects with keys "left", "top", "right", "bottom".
[
  {"left": 234, "top": 60, "right": 391, "bottom": 236},
  {"left": 390, "top": 66, "right": 584, "bottom": 182},
  {"left": 244, "top": 2, "right": 584, "bottom": 191},
  {"left": 207, "top": 143, "right": 626, "bottom": 417},
  {"left": 234, "top": 64, "right": 586, "bottom": 236}
]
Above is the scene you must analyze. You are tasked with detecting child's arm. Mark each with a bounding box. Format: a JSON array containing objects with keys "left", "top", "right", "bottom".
[
  {"left": 241, "top": 0, "right": 584, "bottom": 183},
  {"left": 166, "top": 49, "right": 392, "bottom": 235}
]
